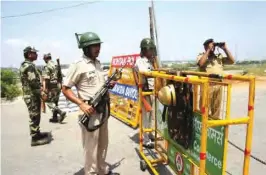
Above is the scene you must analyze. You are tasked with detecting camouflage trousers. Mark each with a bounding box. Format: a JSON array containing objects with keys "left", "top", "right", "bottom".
[
  {"left": 23, "top": 95, "right": 41, "bottom": 137},
  {"left": 45, "top": 88, "right": 61, "bottom": 115}
]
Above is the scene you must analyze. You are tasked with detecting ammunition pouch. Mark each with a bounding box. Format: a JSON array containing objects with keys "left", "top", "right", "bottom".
[{"left": 162, "top": 74, "right": 194, "bottom": 149}]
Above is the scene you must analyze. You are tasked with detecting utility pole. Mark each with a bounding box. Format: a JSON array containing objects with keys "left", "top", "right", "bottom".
[
  {"left": 149, "top": 0, "right": 161, "bottom": 68},
  {"left": 149, "top": 7, "right": 155, "bottom": 42}
]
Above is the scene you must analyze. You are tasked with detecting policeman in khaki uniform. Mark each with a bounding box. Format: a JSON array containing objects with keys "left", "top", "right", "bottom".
[
  {"left": 62, "top": 32, "right": 119, "bottom": 175},
  {"left": 133, "top": 38, "right": 156, "bottom": 149},
  {"left": 19, "top": 46, "right": 50, "bottom": 146},
  {"left": 197, "top": 38, "right": 235, "bottom": 119},
  {"left": 42, "top": 53, "right": 66, "bottom": 123}
]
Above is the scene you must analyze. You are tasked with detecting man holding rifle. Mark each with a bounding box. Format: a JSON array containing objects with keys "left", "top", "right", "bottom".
[
  {"left": 197, "top": 38, "right": 235, "bottom": 119},
  {"left": 42, "top": 53, "right": 66, "bottom": 123},
  {"left": 133, "top": 38, "right": 156, "bottom": 149},
  {"left": 62, "top": 32, "right": 119, "bottom": 175}
]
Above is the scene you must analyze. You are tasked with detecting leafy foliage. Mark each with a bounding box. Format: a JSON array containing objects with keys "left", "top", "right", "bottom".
[{"left": 1, "top": 69, "right": 21, "bottom": 100}]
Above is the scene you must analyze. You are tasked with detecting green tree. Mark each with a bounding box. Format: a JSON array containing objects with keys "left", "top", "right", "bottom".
[{"left": 1, "top": 69, "right": 21, "bottom": 100}]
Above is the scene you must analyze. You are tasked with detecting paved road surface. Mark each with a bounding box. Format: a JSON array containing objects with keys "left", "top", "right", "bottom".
[
  {"left": 1, "top": 84, "right": 266, "bottom": 175},
  {"left": 1, "top": 98, "right": 173, "bottom": 175}
]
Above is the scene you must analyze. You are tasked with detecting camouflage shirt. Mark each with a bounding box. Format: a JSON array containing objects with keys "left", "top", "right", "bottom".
[
  {"left": 42, "top": 60, "right": 58, "bottom": 88},
  {"left": 19, "top": 59, "right": 41, "bottom": 97}
]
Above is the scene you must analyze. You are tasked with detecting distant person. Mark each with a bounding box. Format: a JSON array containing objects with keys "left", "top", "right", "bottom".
[
  {"left": 19, "top": 46, "right": 50, "bottom": 146},
  {"left": 42, "top": 53, "right": 66, "bottom": 123},
  {"left": 62, "top": 32, "right": 119, "bottom": 175},
  {"left": 133, "top": 38, "right": 156, "bottom": 149},
  {"left": 197, "top": 39, "right": 235, "bottom": 119}
]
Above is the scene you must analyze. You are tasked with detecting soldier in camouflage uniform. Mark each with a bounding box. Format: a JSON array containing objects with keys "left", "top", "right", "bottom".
[
  {"left": 42, "top": 53, "right": 66, "bottom": 123},
  {"left": 19, "top": 46, "right": 50, "bottom": 146}
]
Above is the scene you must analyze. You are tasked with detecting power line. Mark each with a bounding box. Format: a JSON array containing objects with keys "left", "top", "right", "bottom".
[{"left": 1, "top": 1, "right": 101, "bottom": 19}]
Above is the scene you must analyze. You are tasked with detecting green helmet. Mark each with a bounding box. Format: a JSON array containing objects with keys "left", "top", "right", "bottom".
[
  {"left": 140, "top": 38, "right": 156, "bottom": 49},
  {"left": 75, "top": 32, "right": 102, "bottom": 49},
  {"left": 23, "top": 46, "right": 38, "bottom": 53},
  {"left": 43, "top": 53, "right": 51, "bottom": 59}
]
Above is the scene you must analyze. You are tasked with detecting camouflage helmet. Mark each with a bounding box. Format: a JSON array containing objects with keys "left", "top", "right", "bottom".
[
  {"left": 157, "top": 84, "right": 176, "bottom": 106},
  {"left": 140, "top": 38, "right": 156, "bottom": 49},
  {"left": 76, "top": 32, "right": 102, "bottom": 49},
  {"left": 43, "top": 53, "right": 52, "bottom": 59},
  {"left": 23, "top": 46, "right": 38, "bottom": 53}
]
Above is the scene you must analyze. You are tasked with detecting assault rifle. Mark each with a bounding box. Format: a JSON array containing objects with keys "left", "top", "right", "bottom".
[
  {"left": 79, "top": 64, "right": 125, "bottom": 132},
  {"left": 56, "top": 58, "right": 63, "bottom": 88}
]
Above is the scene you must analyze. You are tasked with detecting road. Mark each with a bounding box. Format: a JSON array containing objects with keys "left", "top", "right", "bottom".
[
  {"left": 1, "top": 98, "right": 173, "bottom": 175},
  {"left": 1, "top": 82, "right": 266, "bottom": 175}
]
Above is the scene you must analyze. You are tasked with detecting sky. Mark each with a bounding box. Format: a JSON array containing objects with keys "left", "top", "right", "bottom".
[{"left": 1, "top": 0, "right": 266, "bottom": 68}]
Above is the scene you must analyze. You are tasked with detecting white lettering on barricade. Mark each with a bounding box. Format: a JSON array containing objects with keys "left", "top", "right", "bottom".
[
  {"left": 191, "top": 116, "right": 225, "bottom": 171},
  {"left": 192, "top": 141, "right": 222, "bottom": 170},
  {"left": 109, "top": 83, "right": 138, "bottom": 101},
  {"left": 111, "top": 84, "right": 126, "bottom": 95},
  {"left": 193, "top": 119, "right": 224, "bottom": 146},
  {"left": 124, "top": 87, "right": 138, "bottom": 100},
  {"left": 111, "top": 54, "right": 139, "bottom": 68}
]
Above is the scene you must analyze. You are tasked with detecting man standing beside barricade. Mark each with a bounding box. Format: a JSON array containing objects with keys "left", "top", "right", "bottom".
[
  {"left": 42, "top": 53, "right": 66, "bottom": 123},
  {"left": 19, "top": 46, "right": 50, "bottom": 146},
  {"left": 197, "top": 38, "right": 235, "bottom": 119},
  {"left": 133, "top": 38, "right": 156, "bottom": 149},
  {"left": 62, "top": 32, "right": 119, "bottom": 175}
]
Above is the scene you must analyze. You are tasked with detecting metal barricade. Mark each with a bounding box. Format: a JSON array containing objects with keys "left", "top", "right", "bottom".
[{"left": 137, "top": 70, "right": 256, "bottom": 175}]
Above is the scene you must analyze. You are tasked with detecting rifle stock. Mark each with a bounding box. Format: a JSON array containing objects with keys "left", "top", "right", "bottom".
[
  {"left": 56, "top": 58, "right": 63, "bottom": 87},
  {"left": 41, "top": 99, "right": 46, "bottom": 113},
  {"left": 40, "top": 77, "right": 46, "bottom": 113},
  {"left": 142, "top": 96, "right": 152, "bottom": 112}
]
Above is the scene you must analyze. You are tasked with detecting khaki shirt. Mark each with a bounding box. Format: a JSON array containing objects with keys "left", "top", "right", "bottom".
[
  {"left": 63, "top": 55, "right": 105, "bottom": 100},
  {"left": 196, "top": 52, "right": 229, "bottom": 74},
  {"left": 134, "top": 56, "right": 154, "bottom": 89}
]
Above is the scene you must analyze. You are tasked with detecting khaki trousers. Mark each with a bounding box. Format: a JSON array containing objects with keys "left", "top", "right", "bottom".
[
  {"left": 79, "top": 111, "right": 109, "bottom": 175},
  {"left": 209, "top": 85, "right": 222, "bottom": 119},
  {"left": 142, "top": 95, "right": 153, "bottom": 143},
  {"left": 200, "top": 84, "right": 222, "bottom": 119}
]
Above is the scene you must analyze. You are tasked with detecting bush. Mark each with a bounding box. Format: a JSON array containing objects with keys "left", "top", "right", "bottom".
[
  {"left": 1, "top": 69, "right": 21, "bottom": 100},
  {"left": 5, "top": 84, "right": 21, "bottom": 100}
]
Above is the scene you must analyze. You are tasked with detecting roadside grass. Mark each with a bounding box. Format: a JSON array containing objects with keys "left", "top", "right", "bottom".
[
  {"left": 167, "top": 63, "right": 266, "bottom": 77},
  {"left": 224, "top": 63, "right": 266, "bottom": 76}
]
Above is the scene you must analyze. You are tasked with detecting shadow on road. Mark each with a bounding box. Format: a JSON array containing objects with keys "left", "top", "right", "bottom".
[
  {"left": 129, "top": 131, "right": 139, "bottom": 144},
  {"left": 73, "top": 158, "right": 125, "bottom": 175}
]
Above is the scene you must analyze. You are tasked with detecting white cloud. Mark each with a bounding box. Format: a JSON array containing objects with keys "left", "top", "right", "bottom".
[{"left": 5, "top": 38, "right": 29, "bottom": 47}]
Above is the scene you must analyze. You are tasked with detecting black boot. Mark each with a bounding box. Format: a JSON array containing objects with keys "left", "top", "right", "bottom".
[
  {"left": 148, "top": 133, "right": 155, "bottom": 142},
  {"left": 55, "top": 107, "right": 66, "bottom": 123},
  {"left": 49, "top": 111, "right": 58, "bottom": 123},
  {"left": 105, "top": 171, "right": 120, "bottom": 175},
  {"left": 31, "top": 132, "right": 50, "bottom": 146}
]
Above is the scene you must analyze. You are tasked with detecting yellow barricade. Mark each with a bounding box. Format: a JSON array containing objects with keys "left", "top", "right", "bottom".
[
  {"left": 108, "top": 54, "right": 141, "bottom": 128},
  {"left": 137, "top": 70, "right": 256, "bottom": 175}
]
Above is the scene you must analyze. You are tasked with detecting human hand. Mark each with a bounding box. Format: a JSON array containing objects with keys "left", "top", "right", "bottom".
[
  {"left": 108, "top": 80, "right": 117, "bottom": 89},
  {"left": 41, "top": 91, "right": 48, "bottom": 101},
  {"left": 79, "top": 103, "right": 95, "bottom": 116},
  {"left": 207, "top": 42, "right": 214, "bottom": 52},
  {"left": 220, "top": 42, "right": 227, "bottom": 51}
]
